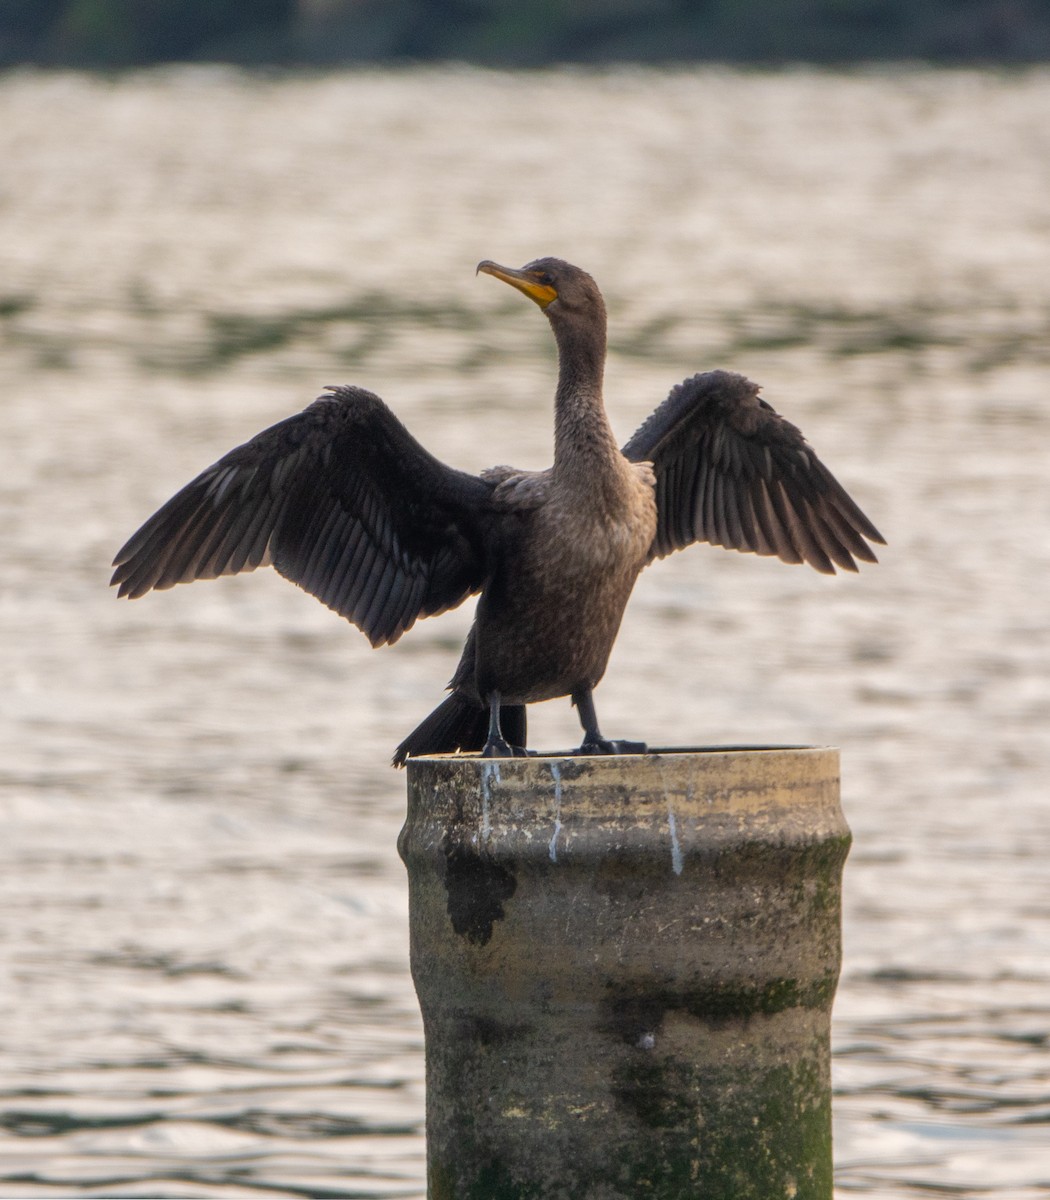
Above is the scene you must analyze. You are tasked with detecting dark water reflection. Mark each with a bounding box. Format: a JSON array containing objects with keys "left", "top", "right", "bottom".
[{"left": 1, "top": 67, "right": 1048, "bottom": 1197}]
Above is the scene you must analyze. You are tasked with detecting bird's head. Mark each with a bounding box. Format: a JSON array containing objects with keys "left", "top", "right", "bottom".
[{"left": 477, "top": 257, "right": 605, "bottom": 327}]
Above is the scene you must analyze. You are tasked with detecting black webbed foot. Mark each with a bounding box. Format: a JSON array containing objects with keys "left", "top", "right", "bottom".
[
  {"left": 575, "top": 736, "right": 648, "bottom": 757},
  {"left": 570, "top": 687, "right": 647, "bottom": 758},
  {"left": 480, "top": 693, "right": 531, "bottom": 759},
  {"left": 481, "top": 737, "right": 531, "bottom": 759}
]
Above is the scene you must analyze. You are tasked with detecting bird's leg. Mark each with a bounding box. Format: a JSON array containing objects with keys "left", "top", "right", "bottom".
[
  {"left": 480, "top": 691, "right": 529, "bottom": 758},
  {"left": 571, "top": 687, "right": 647, "bottom": 756}
]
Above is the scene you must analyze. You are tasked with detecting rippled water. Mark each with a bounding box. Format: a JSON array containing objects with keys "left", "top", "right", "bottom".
[{"left": 1, "top": 66, "right": 1048, "bottom": 1197}]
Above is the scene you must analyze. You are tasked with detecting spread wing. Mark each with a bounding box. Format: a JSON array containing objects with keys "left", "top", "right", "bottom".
[
  {"left": 622, "top": 370, "right": 884, "bottom": 573},
  {"left": 111, "top": 386, "right": 495, "bottom": 646}
]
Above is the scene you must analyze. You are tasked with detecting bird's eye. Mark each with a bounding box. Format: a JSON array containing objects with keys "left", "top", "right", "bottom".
[{"left": 536, "top": 272, "right": 553, "bottom": 286}]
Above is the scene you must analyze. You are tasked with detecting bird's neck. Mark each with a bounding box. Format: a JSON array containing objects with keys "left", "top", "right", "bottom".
[{"left": 551, "top": 319, "right": 619, "bottom": 474}]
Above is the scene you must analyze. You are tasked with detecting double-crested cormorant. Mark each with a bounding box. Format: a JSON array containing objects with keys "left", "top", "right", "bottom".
[{"left": 111, "top": 258, "right": 883, "bottom": 764}]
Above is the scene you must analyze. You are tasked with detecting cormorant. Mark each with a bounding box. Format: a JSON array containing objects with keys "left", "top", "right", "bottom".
[{"left": 111, "top": 258, "right": 884, "bottom": 764}]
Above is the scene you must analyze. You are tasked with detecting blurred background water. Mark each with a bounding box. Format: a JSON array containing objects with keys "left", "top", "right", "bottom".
[{"left": 1, "top": 66, "right": 1048, "bottom": 1198}]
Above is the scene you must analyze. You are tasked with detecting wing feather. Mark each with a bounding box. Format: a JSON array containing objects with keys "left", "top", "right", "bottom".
[
  {"left": 820, "top": 496, "right": 880, "bottom": 565},
  {"left": 362, "top": 554, "right": 399, "bottom": 642},
  {"left": 235, "top": 492, "right": 282, "bottom": 575},
  {"left": 676, "top": 451, "right": 701, "bottom": 547},
  {"left": 696, "top": 456, "right": 710, "bottom": 547},
  {"left": 721, "top": 467, "right": 746, "bottom": 550},
  {"left": 298, "top": 504, "right": 342, "bottom": 592},
  {"left": 742, "top": 485, "right": 774, "bottom": 558},
  {"left": 805, "top": 504, "right": 860, "bottom": 573},
  {"left": 756, "top": 479, "right": 802, "bottom": 564},
  {"left": 206, "top": 490, "right": 269, "bottom": 576},
  {"left": 765, "top": 476, "right": 806, "bottom": 564}
]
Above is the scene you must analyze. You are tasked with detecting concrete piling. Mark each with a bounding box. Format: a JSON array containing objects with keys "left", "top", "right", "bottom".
[{"left": 398, "top": 748, "right": 849, "bottom": 1200}]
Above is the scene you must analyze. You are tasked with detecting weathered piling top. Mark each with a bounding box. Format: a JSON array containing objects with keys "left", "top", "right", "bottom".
[{"left": 403, "top": 746, "right": 845, "bottom": 863}]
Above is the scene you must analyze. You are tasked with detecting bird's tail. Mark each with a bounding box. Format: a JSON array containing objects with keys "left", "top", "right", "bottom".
[{"left": 392, "top": 693, "right": 526, "bottom": 767}]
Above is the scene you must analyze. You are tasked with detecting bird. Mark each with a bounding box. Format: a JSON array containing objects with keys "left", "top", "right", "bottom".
[{"left": 111, "top": 257, "right": 884, "bottom": 765}]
